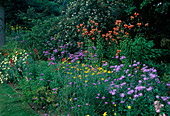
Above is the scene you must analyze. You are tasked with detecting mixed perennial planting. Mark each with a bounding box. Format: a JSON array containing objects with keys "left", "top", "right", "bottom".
[{"left": 0, "top": 10, "right": 169, "bottom": 116}]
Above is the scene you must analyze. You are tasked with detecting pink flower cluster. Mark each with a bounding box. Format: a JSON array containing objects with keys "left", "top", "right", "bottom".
[{"left": 154, "top": 101, "right": 166, "bottom": 116}]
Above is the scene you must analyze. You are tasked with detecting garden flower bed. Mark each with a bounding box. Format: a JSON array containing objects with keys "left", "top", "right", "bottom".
[{"left": 0, "top": 11, "right": 169, "bottom": 116}]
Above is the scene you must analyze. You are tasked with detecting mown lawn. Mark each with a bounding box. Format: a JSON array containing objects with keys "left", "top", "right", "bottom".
[{"left": 0, "top": 83, "right": 39, "bottom": 116}]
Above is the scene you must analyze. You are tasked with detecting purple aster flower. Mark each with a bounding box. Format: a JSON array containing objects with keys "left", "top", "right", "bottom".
[
  {"left": 115, "top": 85, "right": 119, "bottom": 88},
  {"left": 97, "top": 93, "right": 100, "bottom": 96},
  {"left": 103, "top": 62, "right": 108, "bottom": 66},
  {"left": 54, "top": 92, "right": 57, "bottom": 94},
  {"left": 167, "top": 101, "right": 170, "bottom": 105},
  {"left": 133, "top": 64, "right": 137, "bottom": 66},
  {"left": 71, "top": 107, "right": 74, "bottom": 109},
  {"left": 69, "top": 82, "right": 72, "bottom": 85},
  {"left": 67, "top": 85, "right": 69, "bottom": 87},
  {"left": 29, "top": 73, "right": 32, "bottom": 75},
  {"left": 110, "top": 91, "right": 116, "bottom": 95},
  {"left": 30, "top": 78, "right": 32, "bottom": 80},
  {"left": 74, "top": 98, "right": 77, "bottom": 100},
  {"left": 53, "top": 88, "right": 56, "bottom": 91},
  {"left": 102, "top": 97, "right": 105, "bottom": 99},
  {"left": 149, "top": 73, "right": 156, "bottom": 79},
  {"left": 96, "top": 96, "right": 99, "bottom": 99},
  {"left": 143, "top": 77, "right": 148, "bottom": 81},
  {"left": 116, "top": 56, "right": 119, "bottom": 59},
  {"left": 139, "top": 93, "right": 143, "bottom": 96},
  {"left": 138, "top": 80, "right": 142, "bottom": 84},
  {"left": 121, "top": 82, "right": 126, "bottom": 86},
  {"left": 105, "top": 102, "right": 108, "bottom": 104},
  {"left": 127, "top": 90, "right": 134, "bottom": 95},
  {"left": 98, "top": 82, "right": 101, "bottom": 84},
  {"left": 128, "top": 74, "right": 131, "bottom": 77},
  {"left": 56, "top": 103, "right": 58, "bottom": 106},
  {"left": 120, "top": 100, "right": 125, "bottom": 103},
  {"left": 120, "top": 93, "right": 125, "bottom": 97},
  {"left": 104, "top": 79, "right": 108, "bottom": 82},
  {"left": 146, "top": 86, "right": 153, "bottom": 91},
  {"left": 128, "top": 88, "right": 131, "bottom": 90},
  {"left": 86, "top": 103, "right": 89, "bottom": 106},
  {"left": 110, "top": 66, "right": 114, "bottom": 68},
  {"left": 161, "top": 96, "right": 167, "bottom": 101},
  {"left": 78, "top": 105, "right": 81, "bottom": 107},
  {"left": 134, "top": 94, "right": 138, "bottom": 98},
  {"left": 40, "top": 73, "right": 44, "bottom": 76},
  {"left": 51, "top": 38, "right": 54, "bottom": 40},
  {"left": 40, "top": 78, "right": 43, "bottom": 81},
  {"left": 156, "top": 95, "right": 159, "bottom": 99},
  {"left": 93, "top": 83, "right": 96, "bottom": 85},
  {"left": 51, "top": 57, "right": 55, "bottom": 60},
  {"left": 44, "top": 114, "right": 48, "bottom": 116},
  {"left": 129, "top": 65, "right": 131, "bottom": 67},
  {"left": 112, "top": 102, "right": 115, "bottom": 104},
  {"left": 166, "top": 83, "right": 170, "bottom": 86}
]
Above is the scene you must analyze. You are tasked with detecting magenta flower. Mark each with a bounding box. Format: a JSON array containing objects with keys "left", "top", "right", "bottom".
[
  {"left": 53, "top": 88, "right": 56, "bottom": 91},
  {"left": 120, "top": 93, "right": 125, "bottom": 97},
  {"left": 86, "top": 103, "right": 89, "bottom": 106},
  {"left": 146, "top": 86, "right": 153, "bottom": 91},
  {"left": 156, "top": 95, "right": 159, "bottom": 99},
  {"left": 40, "top": 78, "right": 43, "bottom": 81},
  {"left": 102, "top": 97, "right": 105, "bottom": 99}
]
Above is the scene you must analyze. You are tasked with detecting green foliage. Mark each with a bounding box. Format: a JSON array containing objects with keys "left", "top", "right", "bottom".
[
  {"left": 16, "top": 17, "right": 61, "bottom": 60},
  {"left": 46, "top": 0, "right": 126, "bottom": 56}
]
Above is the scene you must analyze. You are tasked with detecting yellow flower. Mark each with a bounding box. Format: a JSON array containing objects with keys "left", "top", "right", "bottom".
[
  {"left": 71, "top": 67, "right": 73, "bottom": 68},
  {"left": 114, "top": 113, "right": 116, "bottom": 115},
  {"left": 85, "top": 67, "right": 88, "bottom": 69},
  {"left": 103, "top": 112, "right": 107, "bottom": 116},
  {"left": 85, "top": 75, "right": 87, "bottom": 77},
  {"left": 69, "top": 62, "right": 71, "bottom": 64},
  {"left": 114, "top": 104, "right": 116, "bottom": 106},
  {"left": 78, "top": 75, "right": 81, "bottom": 77},
  {"left": 112, "top": 109, "right": 114, "bottom": 111},
  {"left": 108, "top": 71, "right": 111, "bottom": 73},
  {"left": 77, "top": 61, "right": 80, "bottom": 64},
  {"left": 92, "top": 73, "right": 95, "bottom": 75},
  {"left": 129, "top": 97, "right": 131, "bottom": 99},
  {"left": 80, "top": 78, "right": 81, "bottom": 79},
  {"left": 77, "top": 68, "right": 79, "bottom": 71},
  {"left": 62, "top": 67, "right": 65, "bottom": 68},
  {"left": 101, "top": 78, "right": 104, "bottom": 80},
  {"left": 85, "top": 80, "right": 88, "bottom": 83},
  {"left": 82, "top": 64, "right": 85, "bottom": 67},
  {"left": 86, "top": 115, "right": 90, "bottom": 116},
  {"left": 73, "top": 77, "right": 76, "bottom": 79},
  {"left": 104, "top": 70, "right": 107, "bottom": 73},
  {"left": 128, "top": 106, "right": 131, "bottom": 109},
  {"left": 67, "top": 72, "right": 70, "bottom": 74}
]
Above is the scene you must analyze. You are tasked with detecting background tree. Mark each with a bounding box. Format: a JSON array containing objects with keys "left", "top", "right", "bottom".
[{"left": 0, "top": 0, "right": 5, "bottom": 48}]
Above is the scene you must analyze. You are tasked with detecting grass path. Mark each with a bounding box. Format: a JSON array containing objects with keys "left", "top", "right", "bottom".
[{"left": 0, "top": 83, "right": 39, "bottom": 116}]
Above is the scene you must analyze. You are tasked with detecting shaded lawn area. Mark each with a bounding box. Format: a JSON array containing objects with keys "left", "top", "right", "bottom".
[{"left": 0, "top": 83, "right": 39, "bottom": 116}]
